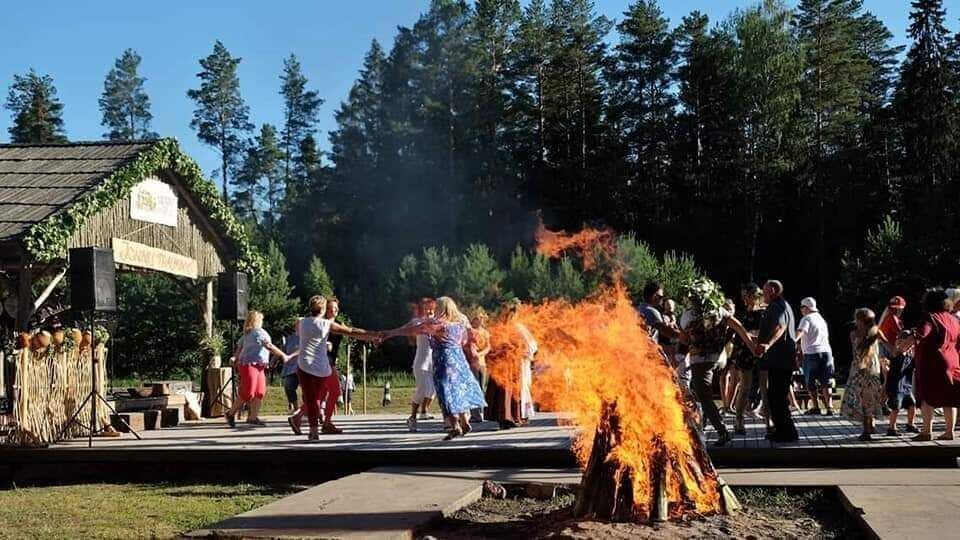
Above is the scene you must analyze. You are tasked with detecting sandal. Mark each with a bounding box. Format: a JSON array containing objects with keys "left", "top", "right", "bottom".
[
  {"left": 937, "top": 433, "right": 956, "bottom": 441},
  {"left": 288, "top": 416, "right": 302, "bottom": 435},
  {"left": 443, "top": 428, "right": 463, "bottom": 441},
  {"left": 912, "top": 432, "right": 933, "bottom": 442},
  {"left": 321, "top": 422, "right": 343, "bottom": 434}
]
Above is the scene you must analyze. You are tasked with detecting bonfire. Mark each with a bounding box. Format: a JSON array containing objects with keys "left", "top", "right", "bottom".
[{"left": 487, "top": 222, "right": 739, "bottom": 523}]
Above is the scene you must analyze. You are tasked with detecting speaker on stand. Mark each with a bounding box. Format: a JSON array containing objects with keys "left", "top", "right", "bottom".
[
  {"left": 57, "top": 248, "right": 141, "bottom": 446},
  {"left": 208, "top": 272, "right": 248, "bottom": 417}
]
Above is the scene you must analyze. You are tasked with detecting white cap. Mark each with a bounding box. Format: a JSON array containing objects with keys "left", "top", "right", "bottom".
[{"left": 800, "top": 297, "right": 818, "bottom": 311}]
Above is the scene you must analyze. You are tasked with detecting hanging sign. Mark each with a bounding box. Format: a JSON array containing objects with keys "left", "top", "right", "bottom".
[
  {"left": 112, "top": 238, "right": 199, "bottom": 279},
  {"left": 130, "top": 177, "right": 179, "bottom": 227}
]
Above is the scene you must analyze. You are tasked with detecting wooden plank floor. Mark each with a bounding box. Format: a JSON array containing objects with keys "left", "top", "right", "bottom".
[{"left": 703, "top": 411, "right": 960, "bottom": 449}]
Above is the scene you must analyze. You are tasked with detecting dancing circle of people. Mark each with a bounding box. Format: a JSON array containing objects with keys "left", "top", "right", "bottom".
[
  {"left": 225, "top": 280, "right": 960, "bottom": 446},
  {"left": 225, "top": 295, "right": 535, "bottom": 442},
  {"left": 641, "top": 279, "right": 960, "bottom": 446}
]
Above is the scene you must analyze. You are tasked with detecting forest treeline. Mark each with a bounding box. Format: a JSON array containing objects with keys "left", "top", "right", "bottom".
[{"left": 7, "top": 0, "right": 960, "bottom": 375}]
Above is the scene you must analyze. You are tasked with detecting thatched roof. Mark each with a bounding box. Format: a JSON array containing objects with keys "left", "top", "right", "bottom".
[{"left": 0, "top": 141, "right": 153, "bottom": 242}]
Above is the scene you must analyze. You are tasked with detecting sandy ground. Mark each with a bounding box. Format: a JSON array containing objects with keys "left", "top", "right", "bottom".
[{"left": 419, "top": 487, "right": 862, "bottom": 539}]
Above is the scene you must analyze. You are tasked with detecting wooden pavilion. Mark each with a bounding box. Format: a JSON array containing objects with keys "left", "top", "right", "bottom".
[
  {"left": 0, "top": 138, "right": 262, "bottom": 335},
  {"left": 0, "top": 140, "right": 263, "bottom": 440}
]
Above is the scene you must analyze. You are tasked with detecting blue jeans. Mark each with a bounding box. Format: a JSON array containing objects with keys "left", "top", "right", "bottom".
[{"left": 803, "top": 352, "right": 834, "bottom": 389}]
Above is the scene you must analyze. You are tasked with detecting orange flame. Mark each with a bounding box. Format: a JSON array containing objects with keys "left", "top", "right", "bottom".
[
  {"left": 487, "top": 224, "right": 722, "bottom": 520},
  {"left": 534, "top": 216, "right": 615, "bottom": 269}
]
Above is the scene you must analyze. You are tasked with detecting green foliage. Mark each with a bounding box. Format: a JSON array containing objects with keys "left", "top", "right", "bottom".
[
  {"left": 99, "top": 49, "right": 157, "bottom": 140},
  {"left": 112, "top": 273, "right": 202, "bottom": 379},
  {"left": 303, "top": 255, "right": 335, "bottom": 298},
  {"left": 615, "top": 234, "right": 659, "bottom": 299},
  {"left": 839, "top": 215, "right": 925, "bottom": 312},
  {"left": 279, "top": 54, "right": 323, "bottom": 189},
  {"left": 250, "top": 241, "right": 300, "bottom": 338},
  {"left": 20, "top": 138, "right": 265, "bottom": 276},
  {"left": 5, "top": 68, "right": 67, "bottom": 143},
  {"left": 233, "top": 123, "right": 283, "bottom": 225},
  {"left": 658, "top": 251, "right": 703, "bottom": 301},
  {"left": 453, "top": 244, "right": 506, "bottom": 308},
  {"left": 187, "top": 40, "right": 253, "bottom": 198}
]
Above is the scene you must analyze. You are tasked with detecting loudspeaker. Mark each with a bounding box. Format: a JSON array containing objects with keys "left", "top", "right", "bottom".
[
  {"left": 217, "top": 272, "right": 248, "bottom": 321},
  {"left": 70, "top": 248, "right": 117, "bottom": 312}
]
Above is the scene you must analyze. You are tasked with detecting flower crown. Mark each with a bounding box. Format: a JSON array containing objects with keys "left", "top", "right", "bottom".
[{"left": 683, "top": 277, "right": 727, "bottom": 318}]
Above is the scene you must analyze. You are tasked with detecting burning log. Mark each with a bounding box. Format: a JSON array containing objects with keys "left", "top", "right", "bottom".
[
  {"left": 574, "top": 402, "right": 639, "bottom": 522},
  {"left": 575, "top": 400, "right": 736, "bottom": 524}
]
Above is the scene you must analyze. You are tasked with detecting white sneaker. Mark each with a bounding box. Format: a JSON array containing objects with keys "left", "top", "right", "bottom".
[
  {"left": 418, "top": 413, "right": 433, "bottom": 420},
  {"left": 406, "top": 416, "right": 418, "bottom": 433}
]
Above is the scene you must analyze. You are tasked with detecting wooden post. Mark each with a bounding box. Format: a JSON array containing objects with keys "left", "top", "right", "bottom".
[
  {"left": 202, "top": 278, "right": 214, "bottom": 339},
  {"left": 15, "top": 256, "right": 32, "bottom": 331},
  {"left": 345, "top": 342, "right": 352, "bottom": 414},
  {"left": 362, "top": 344, "right": 367, "bottom": 415}
]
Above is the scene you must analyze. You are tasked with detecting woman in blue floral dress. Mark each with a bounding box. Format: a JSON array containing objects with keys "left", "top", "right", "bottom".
[{"left": 385, "top": 296, "right": 487, "bottom": 439}]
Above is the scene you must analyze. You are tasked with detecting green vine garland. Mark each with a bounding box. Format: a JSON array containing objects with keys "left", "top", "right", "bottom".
[{"left": 21, "top": 138, "right": 265, "bottom": 276}]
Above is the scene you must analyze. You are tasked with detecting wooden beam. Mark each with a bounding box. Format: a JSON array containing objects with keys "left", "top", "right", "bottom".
[
  {"left": 33, "top": 265, "right": 67, "bottom": 311},
  {"left": 202, "top": 278, "right": 214, "bottom": 338},
  {"left": 15, "top": 254, "right": 32, "bottom": 331}
]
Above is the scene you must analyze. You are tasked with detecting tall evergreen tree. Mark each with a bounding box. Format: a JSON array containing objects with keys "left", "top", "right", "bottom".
[
  {"left": 5, "top": 69, "right": 67, "bottom": 143},
  {"left": 731, "top": 1, "right": 802, "bottom": 279},
  {"left": 187, "top": 41, "right": 253, "bottom": 200},
  {"left": 99, "top": 49, "right": 157, "bottom": 140},
  {"left": 289, "top": 134, "right": 321, "bottom": 201},
  {"left": 279, "top": 54, "right": 324, "bottom": 189},
  {"left": 607, "top": 0, "right": 677, "bottom": 225},
  {"left": 895, "top": 0, "right": 955, "bottom": 187},
  {"left": 795, "top": 0, "right": 876, "bottom": 295},
  {"left": 468, "top": 0, "right": 521, "bottom": 192}
]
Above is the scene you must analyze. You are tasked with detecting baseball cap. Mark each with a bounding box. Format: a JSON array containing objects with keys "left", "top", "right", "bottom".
[
  {"left": 888, "top": 296, "right": 907, "bottom": 309},
  {"left": 800, "top": 297, "right": 817, "bottom": 311}
]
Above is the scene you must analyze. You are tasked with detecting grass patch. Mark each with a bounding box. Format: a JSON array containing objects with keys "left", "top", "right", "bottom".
[
  {"left": 259, "top": 384, "right": 422, "bottom": 416},
  {"left": 0, "top": 482, "right": 299, "bottom": 539}
]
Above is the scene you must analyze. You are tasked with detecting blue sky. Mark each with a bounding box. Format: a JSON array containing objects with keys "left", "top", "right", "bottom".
[{"left": 2, "top": 1, "right": 958, "bottom": 177}]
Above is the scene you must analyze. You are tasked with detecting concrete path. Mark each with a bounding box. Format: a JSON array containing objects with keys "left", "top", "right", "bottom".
[
  {"left": 188, "top": 466, "right": 960, "bottom": 539},
  {"left": 186, "top": 467, "right": 580, "bottom": 539},
  {"left": 721, "top": 468, "right": 960, "bottom": 540}
]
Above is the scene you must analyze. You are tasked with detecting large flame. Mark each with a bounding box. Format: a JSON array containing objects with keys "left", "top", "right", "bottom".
[
  {"left": 534, "top": 216, "right": 615, "bottom": 269},
  {"left": 488, "top": 224, "right": 722, "bottom": 520}
]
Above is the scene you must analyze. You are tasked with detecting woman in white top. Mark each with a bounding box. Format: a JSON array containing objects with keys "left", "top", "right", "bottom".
[
  {"left": 290, "top": 295, "right": 379, "bottom": 441},
  {"left": 407, "top": 298, "right": 437, "bottom": 433}
]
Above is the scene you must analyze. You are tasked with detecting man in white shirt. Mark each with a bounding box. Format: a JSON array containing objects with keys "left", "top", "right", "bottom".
[{"left": 796, "top": 297, "right": 834, "bottom": 415}]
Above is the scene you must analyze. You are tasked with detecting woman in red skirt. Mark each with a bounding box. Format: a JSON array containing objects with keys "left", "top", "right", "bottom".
[{"left": 911, "top": 289, "right": 960, "bottom": 441}]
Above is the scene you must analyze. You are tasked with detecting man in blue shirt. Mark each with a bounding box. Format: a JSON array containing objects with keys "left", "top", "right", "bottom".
[
  {"left": 756, "top": 280, "right": 799, "bottom": 442},
  {"left": 637, "top": 281, "right": 680, "bottom": 346}
]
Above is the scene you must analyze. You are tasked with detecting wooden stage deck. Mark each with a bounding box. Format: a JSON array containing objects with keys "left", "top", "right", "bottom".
[{"left": 2, "top": 412, "right": 959, "bottom": 484}]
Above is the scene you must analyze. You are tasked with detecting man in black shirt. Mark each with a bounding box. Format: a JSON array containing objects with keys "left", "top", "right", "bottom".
[{"left": 756, "top": 280, "right": 799, "bottom": 442}]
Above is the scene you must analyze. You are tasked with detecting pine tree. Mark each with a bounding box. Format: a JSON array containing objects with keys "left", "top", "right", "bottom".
[
  {"left": 606, "top": 0, "right": 677, "bottom": 224},
  {"left": 731, "top": 1, "right": 802, "bottom": 279},
  {"left": 468, "top": 0, "right": 521, "bottom": 191},
  {"left": 187, "top": 41, "right": 253, "bottom": 200},
  {"left": 303, "top": 255, "right": 335, "bottom": 298},
  {"left": 289, "top": 134, "right": 321, "bottom": 201},
  {"left": 795, "top": 0, "right": 877, "bottom": 296},
  {"left": 454, "top": 243, "right": 506, "bottom": 308},
  {"left": 232, "top": 124, "right": 283, "bottom": 226},
  {"left": 895, "top": 0, "right": 955, "bottom": 187},
  {"left": 250, "top": 241, "right": 300, "bottom": 337},
  {"left": 279, "top": 54, "right": 324, "bottom": 189},
  {"left": 508, "top": 0, "right": 556, "bottom": 169},
  {"left": 5, "top": 69, "right": 67, "bottom": 143},
  {"left": 99, "top": 49, "right": 157, "bottom": 140}
]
